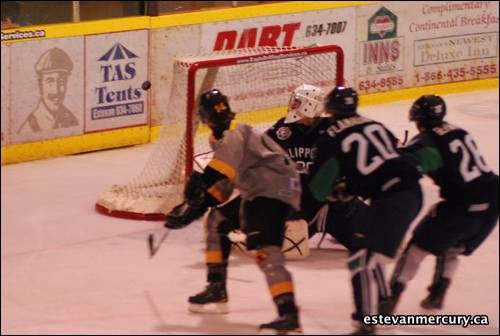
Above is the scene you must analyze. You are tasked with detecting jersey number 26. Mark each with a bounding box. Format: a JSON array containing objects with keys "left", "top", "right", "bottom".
[{"left": 449, "top": 134, "right": 491, "bottom": 182}]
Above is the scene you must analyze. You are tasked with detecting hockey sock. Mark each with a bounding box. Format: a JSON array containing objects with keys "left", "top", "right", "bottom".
[
  {"left": 207, "top": 262, "right": 228, "bottom": 283},
  {"left": 433, "top": 246, "right": 461, "bottom": 283},
  {"left": 425, "top": 250, "right": 457, "bottom": 303},
  {"left": 274, "top": 293, "right": 298, "bottom": 316},
  {"left": 391, "top": 243, "right": 428, "bottom": 286},
  {"left": 205, "top": 222, "right": 232, "bottom": 284},
  {"left": 256, "top": 246, "right": 298, "bottom": 316}
]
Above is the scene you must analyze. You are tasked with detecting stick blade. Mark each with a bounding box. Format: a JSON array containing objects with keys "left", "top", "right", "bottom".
[
  {"left": 403, "top": 130, "right": 409, "bottom": 145},
  {"left": 148, "top": 234, "right": 155, "bottom": 258}
]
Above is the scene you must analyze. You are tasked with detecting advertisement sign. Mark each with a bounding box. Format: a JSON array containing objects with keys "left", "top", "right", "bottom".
[
  {"left": 85, "top": 30, "right": 149, "bottom": 132},
  {"left": 409, "top": 1, "right": 499, "bottom": 86},
  {"left": 149, "top": 7, "right": 357, "bottom": 125},
  {"left": 413, "top": 32, "right": 498, "bottom": 83},
  {"left": 1, "top": 44, "right": 10, "bottom": 146},
  {"left": 357, "top": 6, "right": 405, "bottom": 93},
  {"left": 356, "top": 1, "right": 499, "bottom": 94},
  {"left": 414, "top": 32, "right": 498, "bottom": 67},
  {"left": 10, "top": 37, "right": 84, "bottom": 144},
  {"left": 200, "top": 7, "right": 356, "bottom": 85},
  {"left": 151, "top": 9, "right": 356, "bottom": 125}
]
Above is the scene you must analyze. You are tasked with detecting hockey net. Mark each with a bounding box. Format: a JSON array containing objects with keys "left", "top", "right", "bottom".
[{"left": 96, "top": 45, "right": 344, "bottom": 220}]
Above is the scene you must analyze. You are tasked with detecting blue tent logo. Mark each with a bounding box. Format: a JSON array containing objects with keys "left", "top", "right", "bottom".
[{"left": 99, "top": 43, "right": 138, "bottom": 61}]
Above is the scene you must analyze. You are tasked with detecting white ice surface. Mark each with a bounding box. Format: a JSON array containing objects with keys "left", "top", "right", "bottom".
[{"left": 2, "top": 89, "right": 499, "bottom": 335}]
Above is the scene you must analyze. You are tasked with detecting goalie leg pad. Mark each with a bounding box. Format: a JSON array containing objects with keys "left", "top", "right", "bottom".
[
  {"left": 282, "top": 219, "right": 310, "bottom": 260},
  {"left": 348, "top": 249, "right": 389, "bottom": 317}
]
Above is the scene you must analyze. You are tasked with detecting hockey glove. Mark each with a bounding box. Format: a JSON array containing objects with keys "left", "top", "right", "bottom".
[
  {"left": 165, "top": 171, "right": 216, "bottom": 229},
  {"left": 165, "top": 201, "right": 208, "bottom": 229},
  {"left": 451, "top": 243, "right": 471, "bottom": 256}
]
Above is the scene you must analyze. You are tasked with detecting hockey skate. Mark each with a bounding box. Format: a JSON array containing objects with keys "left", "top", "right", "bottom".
[
  {"left": 188, "top": 282, "right": 229, "bottom": 314},
  {"left": 420, "top": 277, "right": 450, "bottom": 310},
  {"left": 259, "top": 314, "right": 302, "bottom": 335},
  {"left": 350, "top": 313, "right": 376, "bottom": 335}
]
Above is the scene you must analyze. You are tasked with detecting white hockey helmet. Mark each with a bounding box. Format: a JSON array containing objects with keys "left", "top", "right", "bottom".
[{"left": 284, "top": 84, "right": 324, "bottom": 124}]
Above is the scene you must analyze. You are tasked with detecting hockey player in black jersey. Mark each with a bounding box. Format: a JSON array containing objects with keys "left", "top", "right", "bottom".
[
  {"left": 384, "top": 95, "right": 499, "bottom": 314},
  {"left": 309, "top": 87, "right": 423, "bottom": 335},
  {"left": 266, "top": 84, "right": 367, "bottom": 251},
  {"left": 165, "top": 89, "right": 302, "bottom": 334}
]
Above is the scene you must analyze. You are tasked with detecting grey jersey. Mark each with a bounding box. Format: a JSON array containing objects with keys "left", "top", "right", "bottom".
[{"left": 210, "top": 122, "right": 301, "bottom": 210}]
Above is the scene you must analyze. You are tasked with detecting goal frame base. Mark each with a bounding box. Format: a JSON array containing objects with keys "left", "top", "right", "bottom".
[{"left": 95, "top": 203, "right": 167, "bottom": 221}]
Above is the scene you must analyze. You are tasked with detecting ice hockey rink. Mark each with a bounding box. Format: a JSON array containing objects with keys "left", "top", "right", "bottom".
[{"left": 2, "top": 89, "right": 498, "bottom": 335}]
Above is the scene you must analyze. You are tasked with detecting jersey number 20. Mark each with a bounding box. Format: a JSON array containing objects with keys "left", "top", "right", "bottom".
[
  {"left": 341, "top": 124, "right": 398, "bottom": 175},
  {"left": 449, "top": 134, "right": 491, "bottom": 182}
]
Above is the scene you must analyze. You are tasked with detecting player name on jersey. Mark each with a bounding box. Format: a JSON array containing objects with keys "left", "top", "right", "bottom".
[
  {"left": 287, "top": 147, "right": 317, "bottom": 160},
  {"left": 432, "top": 122, "right": 458, "bottom": 136},
  {"left": 326, "top": 115, "right": 372, "bottom": 137}
]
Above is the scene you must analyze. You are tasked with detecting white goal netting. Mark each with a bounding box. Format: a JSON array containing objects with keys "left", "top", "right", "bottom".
[{"left": 96, "top": 45, "right": 344, "bottom": 220}]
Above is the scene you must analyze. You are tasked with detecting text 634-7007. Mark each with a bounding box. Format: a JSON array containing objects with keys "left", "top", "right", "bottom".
[{"left": 305, "top": 21, "right": 347, "bottom": 38}]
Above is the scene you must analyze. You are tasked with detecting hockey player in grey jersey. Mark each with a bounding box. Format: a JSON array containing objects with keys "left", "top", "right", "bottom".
[{"left": 165, "top": 89, "right": 302, "bottom": 334}]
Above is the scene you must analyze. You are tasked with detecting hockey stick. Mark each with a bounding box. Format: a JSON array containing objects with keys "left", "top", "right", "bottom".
[
  {"left": 402, "top": 130, "right": 409, "bottom": 146},
  {"left": 194, "top": 149, "right": 214, "bottom": 158},
  {"left": 147, "top": 228, "right": 171, "bottom": 258},
  {"left": 146, "top": 152, "right": 210, "bottom": 258},
  {"left": 193, "top": 150, "right": 213, "bottom": 171}
]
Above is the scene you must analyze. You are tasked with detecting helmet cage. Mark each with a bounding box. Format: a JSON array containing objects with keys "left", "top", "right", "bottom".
[{"left": 284, "top": 84, "right": 324, "bottom": 124}]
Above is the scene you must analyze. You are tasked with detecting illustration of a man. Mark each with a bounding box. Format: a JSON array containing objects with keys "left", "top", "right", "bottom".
[{"left": 18, "top": 47, "right": 79, "bottom": 133}]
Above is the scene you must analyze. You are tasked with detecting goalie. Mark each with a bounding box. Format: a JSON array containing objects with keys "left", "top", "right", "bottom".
[
  {"left": 266, "top": 84, "right": 368, "bottom": 252},
  {"left": 165, "top": 89, "right": 302, "bottom": 335}
]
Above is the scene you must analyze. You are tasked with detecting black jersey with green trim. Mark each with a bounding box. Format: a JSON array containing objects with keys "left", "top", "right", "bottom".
[
  {"left": 266, "top": 117, "right": 330, "bottom": 215},
  {"left": 404, "top": 122, "right": 496, "bottom": 205},
  {"left": 309, "top": 115, "right": 421, "bottom": 201}
]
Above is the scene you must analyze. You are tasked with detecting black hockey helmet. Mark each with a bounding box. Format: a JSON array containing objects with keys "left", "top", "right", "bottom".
[
  {"left": 409, "top": 95, "right": 446, "bottom": 128},
  {"left": 198, "top": 89, "right": 234, "bottom": 126},
  {"left": 325, "top": 86, "right": 358, "bottom": 118}
]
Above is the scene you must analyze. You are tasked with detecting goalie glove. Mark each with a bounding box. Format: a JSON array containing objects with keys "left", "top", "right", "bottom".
[
  {"left": 165, "top": 201, "right": 208, "bottom": 229},
  {"left": 326, "top": 177, "right": 355, "bottom": 203}
]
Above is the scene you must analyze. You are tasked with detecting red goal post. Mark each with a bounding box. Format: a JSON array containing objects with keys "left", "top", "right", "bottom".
[{"left": 96, "top": 44, "right": 344, "bottom": 220}]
